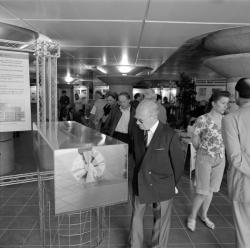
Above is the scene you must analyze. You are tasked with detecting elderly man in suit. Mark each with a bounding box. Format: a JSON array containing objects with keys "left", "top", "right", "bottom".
[
  {"left": 222, "top": 78, "right": 250, "bottom": 248},
  {"left": 129, "top": 99, "right": 185, "bottom": 248}
]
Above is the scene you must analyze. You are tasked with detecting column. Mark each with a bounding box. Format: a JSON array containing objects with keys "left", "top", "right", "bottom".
[{"left": 0, "top": 132, "right": 15, "bottom": 176}]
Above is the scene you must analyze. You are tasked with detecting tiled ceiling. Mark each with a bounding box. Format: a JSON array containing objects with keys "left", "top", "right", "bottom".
[{"left": 0, "top": 0, "right": 250, "bottom": 79}]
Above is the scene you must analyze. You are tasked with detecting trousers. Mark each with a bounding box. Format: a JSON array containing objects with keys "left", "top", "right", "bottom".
[
  {"left": 129, "top": 195, "right": 173, "bottom": 248},
  {"left": 232, "top": 201, "right": 250, "bottom": 248}
]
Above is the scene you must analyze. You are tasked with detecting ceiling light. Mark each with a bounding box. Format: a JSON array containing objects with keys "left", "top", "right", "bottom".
[
  {"left": 81, "top": 64, "right": 93, "bottom": 70},
  {"left": 102, "top": 55, "right": 107, "bottom": 65},
  {"left": 97, "top": 66, "right": 107, "bottom": 74},
  {"left": 19, "top": 44, "right": 29, "bottom": 49},
  {"left": 64, "top": 72, "right": 74, "bottom": 83},
  {"left": 120, "top": 53, "right": 129, "bottom": 65},
  {"left": 117, "top": 65, "right": 133, "bottom": 74}
]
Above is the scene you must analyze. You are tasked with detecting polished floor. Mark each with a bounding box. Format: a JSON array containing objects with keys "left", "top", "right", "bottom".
[
  {"left": 0, "top": 132, "right": 235, "bottom": 247},
  {"left": 0, "top": 175, "right": 236, "bottom": 248}
]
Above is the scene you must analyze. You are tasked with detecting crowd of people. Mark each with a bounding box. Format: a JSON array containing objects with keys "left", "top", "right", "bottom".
[{"left": 58, "top": 79, "right": 250, "bottom": 248}]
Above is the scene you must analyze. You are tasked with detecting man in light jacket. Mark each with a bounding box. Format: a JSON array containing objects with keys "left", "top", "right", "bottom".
[{"left": 222, "top": 78, "right": 250, "bottom": 248}]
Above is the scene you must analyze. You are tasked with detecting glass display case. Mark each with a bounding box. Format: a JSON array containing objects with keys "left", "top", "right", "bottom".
[{"left": 33, "top": 121, "right": 128, "bottom": 214}]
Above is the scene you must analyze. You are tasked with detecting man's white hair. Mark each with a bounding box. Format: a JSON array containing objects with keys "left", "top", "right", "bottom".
[
  {"left": 143, "top": 89, "right": 157, "bottom": 101},
  {"left": 137, "top": 99, "right": 159, "bottom": 118}
]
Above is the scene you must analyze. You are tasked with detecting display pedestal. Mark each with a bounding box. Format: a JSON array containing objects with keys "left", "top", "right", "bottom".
[{"left": 0, "top": 132, "right": 15, "bottom": 176}]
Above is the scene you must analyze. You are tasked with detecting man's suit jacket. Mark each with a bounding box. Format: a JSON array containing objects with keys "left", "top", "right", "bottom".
[
  {"left": 132, "top": 122, "right": 185, "bottom": 204},
  {"left": 102, "top": 104, "right": 136, "bottom": 137},
  {"left": 222, "top": 103, "right": 250, "bottom": 203}
]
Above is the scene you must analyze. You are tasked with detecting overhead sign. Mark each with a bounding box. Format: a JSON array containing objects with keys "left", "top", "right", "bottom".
[{"left": 0, "top": 50, "right": 31, "bottom": 132}]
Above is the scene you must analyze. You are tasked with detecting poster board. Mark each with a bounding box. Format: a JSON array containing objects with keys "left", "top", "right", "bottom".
[
  {"left": 0, "top": 50, "right": 31, "bottom": 132},
  {"left": 196, "top": 84, "right": 226, "bottom": 101},
  {"left": 73, "top": 85, "right": 88, "bottom": 111}
]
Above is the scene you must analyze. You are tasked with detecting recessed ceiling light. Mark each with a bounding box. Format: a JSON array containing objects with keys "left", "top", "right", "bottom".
[
  {"left": 97, "top": 66, "right": 107, "bottom": 74},
  {"left": 117, "top": 65, "right": 133, "bottom": 73},
  {"left": 64, "top": 72, "right": 74, "bottom": 83}
]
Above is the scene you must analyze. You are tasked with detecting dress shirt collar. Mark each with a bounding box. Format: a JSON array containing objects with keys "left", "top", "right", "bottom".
[
  {"left": 148, "top": 120, "right": 159, "bottom": 135},
  {"left": 120, "top": 105, "right": 130, "bottom": 112}
]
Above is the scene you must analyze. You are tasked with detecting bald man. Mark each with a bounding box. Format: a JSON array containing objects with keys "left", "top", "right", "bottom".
[
  {"left": 129, "top": 99, "right": 185, "bottom": 248},
  {"left": 222, "top": 78, "right": 250, "bottom": 248}
]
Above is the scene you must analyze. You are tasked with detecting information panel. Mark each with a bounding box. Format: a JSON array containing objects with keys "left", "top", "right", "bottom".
[{"left": 0, "top": 51, "right": 31, "bottom": 132}]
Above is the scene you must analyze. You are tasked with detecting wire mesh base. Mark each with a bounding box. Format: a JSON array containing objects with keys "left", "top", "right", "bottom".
[{"left": 43, "top": 202, "right": 108, "bottom": 248}]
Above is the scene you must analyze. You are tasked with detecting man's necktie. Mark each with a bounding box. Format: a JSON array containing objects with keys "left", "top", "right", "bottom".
[{"left": 144, "top": 130, "right": 148, "bottom": 148}]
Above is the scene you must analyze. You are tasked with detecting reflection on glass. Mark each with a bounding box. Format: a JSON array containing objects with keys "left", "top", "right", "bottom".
[{"left": 34, "top": 121, "right": 128, "bottom": 214}]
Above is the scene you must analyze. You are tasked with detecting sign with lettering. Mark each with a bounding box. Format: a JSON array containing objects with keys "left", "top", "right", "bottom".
[{"left": 0, "top": 51, "right": 31, "bottom": 132}]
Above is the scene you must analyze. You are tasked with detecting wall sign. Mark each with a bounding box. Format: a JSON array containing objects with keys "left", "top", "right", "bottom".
[{"left": 0, "top": 50, "right": 31, "bottom": 132}]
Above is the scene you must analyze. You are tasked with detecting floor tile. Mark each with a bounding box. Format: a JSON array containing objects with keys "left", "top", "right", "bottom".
[
  {"left": 211, "top": 196, "right": 230, "bottom": 205},
  {"left": 0, "top": 229, "right": 30, "bottom": 246},
  {"left": 0, "top": 217, "right": 14, "bottom": 229},
  {"left": 0, "top": 206, "right": 22, "bottom": 217},
  {"left": 0, "top": 171, "right": 236, "bottom": 247},
  {"left": 18, "top": 206, "right": 39, "bottom": 217},
  {"left": 5, "top": 197, "right": 30, "bottom": 206},
  {"left": 171, "top": 216, "right": 183, "bottom": 228},
  {"left": 168, "top": 229, "right": 192, "bottom": 245},
  {"left": 174, "top": 196, "right": 191, "bottom": 205},
  {"left": 8, "top": 217, "right": 38, "bottom": 229},
  {"left": 210, "top": 228, "right": 235, "bottom": 244},
  {"left": 188, "top": 229, "right": 218, "bottom": 244},
  {"left": 22, "top": 229, "right": 42, "bottom": 246},
  {"left": 214, "top": 205, "right": 233, "bottom": 216}
]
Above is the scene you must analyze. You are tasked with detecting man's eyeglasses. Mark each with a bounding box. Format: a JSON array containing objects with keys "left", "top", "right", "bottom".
[{"left": 135, "top": 117, "right": 144, "bottom": 124}]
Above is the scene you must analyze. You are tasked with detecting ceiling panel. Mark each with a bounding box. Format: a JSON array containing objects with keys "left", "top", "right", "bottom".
[
  {"left": 26, "top": 21, "right": 141, "bottom": 47},
  {"left": 136, "top": 59, "right": 162, "bottom": 70},
  {"left": 111, "top": 47, "right": 138, "bottom": 65},
  {"left": 141, "top": 22, "right": 239, "bottom": 47},
  {"left": 148, "top": 0, "right": 250, "bottom": 23},
  {"left": 0, "top": 5, "right": 17, "bottom": 19},
  {"left": 0, "top": 19, "right": 37, "bottom": 31},
  {"left": 61, "top": 46, "right": 117, "bottom": 62},
  {"left": 138, "top": 47, "right": 176, "bottom": 61},
  {"left": 1, "top": 0, "right": 247, "bottom": 80},
  {"left": 0, "top": 0, "right": 147, "bottom": 20}
]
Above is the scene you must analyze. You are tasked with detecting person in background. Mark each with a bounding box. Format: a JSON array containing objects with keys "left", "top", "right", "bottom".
[
  {"left": 129, "top": 99, "right": 184, "bottom": 248},
  {"left": 222, "top": 78, "right": 250, "bottom": 248},
  {"left": 59, "top": 90, "right": 70, "bottom": 121},
  {"left": 131, "top": 93, "right": 143, "bottom": 109},
  {"left": 163, "top": 96, "right": 171, "bottom": 120},
  {"left": 193, "top": 100, "right": 207, "bottom": 118},
  {"left": 187, "top": 90, "right": 230, "bottom": 232},
  {"left": 90, "top": 91, "right": 106, "bottom": 129},
  {"left": 59, "top": 90, "right": 70, "bottom": 108},
  {"left": 102, "top": 92, "right": 136, "bottom": 150},
  {"left": 100, "top": 91, "right": 118, "bottom": 131},
  {"left": 143, "top": 89, "right": 167, "bottom": 124},
  {"left": 68, "top": 106, "right": 75, "bottom": 121}
]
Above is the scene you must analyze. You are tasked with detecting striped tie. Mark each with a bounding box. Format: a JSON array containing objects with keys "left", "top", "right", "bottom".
[{"left": 144, "top": 130, "right": 148, "bottom": 148}]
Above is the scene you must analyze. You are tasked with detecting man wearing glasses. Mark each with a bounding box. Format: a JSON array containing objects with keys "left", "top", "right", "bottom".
[{"left": 129, "top": 99, "right": 185, "bottom": 248}]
